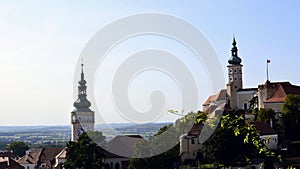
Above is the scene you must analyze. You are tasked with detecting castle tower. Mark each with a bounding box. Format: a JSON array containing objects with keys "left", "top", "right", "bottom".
[
  {"left": 71, "top": 62, "right": 94, "bottom": 141},
  {"left": 226, "top": 37, "right": 243, "bottom": 109}
]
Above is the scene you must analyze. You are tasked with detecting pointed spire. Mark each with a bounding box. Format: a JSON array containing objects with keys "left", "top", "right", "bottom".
[
  {"left": 228, "top": 36, "right": 242, "bottom": 65},
  {"left": 232, "top": 35, "right": 236, "bottom": 47},
  {"left": 81, "top": 58, "right": 84, "bottom": 80},
  {"left": 73, "top": 59, "right": 92, "bottom": 112}
]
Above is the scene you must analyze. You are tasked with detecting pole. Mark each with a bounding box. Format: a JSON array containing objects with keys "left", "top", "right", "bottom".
[{"left": 267, "top": 59, "right": 270, "bottom": 81}]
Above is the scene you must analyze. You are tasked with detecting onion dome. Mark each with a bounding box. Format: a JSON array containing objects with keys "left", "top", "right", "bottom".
[
  {"left": 228, "top": 37, "right": 242, "bottom": 65},
  {"left": 73, "top": 62, "right": 92, "bottom": 112}
]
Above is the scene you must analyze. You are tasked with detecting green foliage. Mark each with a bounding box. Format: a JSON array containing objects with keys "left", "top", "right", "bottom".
[
  {"left": 64, "top": 132, "right": 106, "bottom": 169},
  {"left": 202, "top": 114, "right": 280, "bottom": 167},
  {"left": 6, "top": 141, "right": 29, "bottom": 157},
  {"left": 128, "top": 111, "right": 207, "bottom": 169},
  {"left": 257, "top": 108, "right": 275, "bottom": 122},
  {"left": 283, "top": 94, "right": 300, "bottom": 139},
  {"left": 85, "top": 130, "right": 106, "bottom": 146},
  {"left": 257, "top": 108, "right": 283, "bottom": 142},
  {"left": 249, "top": 96, "right": 259, "bottom": 113}
]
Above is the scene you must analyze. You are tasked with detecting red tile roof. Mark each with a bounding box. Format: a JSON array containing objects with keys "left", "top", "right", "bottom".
[
  {"left": 0, "top": 157, "right": 24, "bottom": 169},
  {"left": 17, "top": 147, "right": 64, "bottom": 168},
  {"left": 265, "top": 82, "right": 300, "bottom": 103},
  {"left": 252, "top": 121, "right": 277, "bottom": 135},
  {"left": 17, "top": 149, "right": 41, "bottom": 164},
  {"left": 39, "top": 147, "right": 64, "bottom": 167},
  {"left": 107, "top": 135, "right": 145, "bottom": 157},
  {"left": 203, "top": 89, "right": 227, "bottom": 106}
]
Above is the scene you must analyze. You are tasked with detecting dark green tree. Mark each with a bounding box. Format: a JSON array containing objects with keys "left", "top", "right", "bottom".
[
  {"left": 257, "top": 108, "right": 282, "bottom": 142},
  {"left": 6, "top": 141, "right": 29, "bottom": 157},
  {"left": 201, "top": 113, "right": 280, "bottom": 167},
  {"left": 64, "top": 132, "right": 106, "bottom": 169},
  {"left": 249, "top": 96, "right": 258, "bottom": 114},
  {"left": 283, "top": 94, "right": 300, "bottom": 139},
  {"left": 128, "top": 111, "right": 207, "bottom": 169},
  {"left": 257, "top": 108, "right": 275, "bottom": 122}
]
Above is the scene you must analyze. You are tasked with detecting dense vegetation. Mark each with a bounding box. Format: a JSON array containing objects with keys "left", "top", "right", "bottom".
[{"left": 64, "top": 131, "right": 106, "bottom": 169}]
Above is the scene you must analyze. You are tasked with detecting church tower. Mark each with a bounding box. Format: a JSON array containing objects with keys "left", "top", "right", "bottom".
[
  {"left": 226, "top": 37, "right": 243, "bottom": 109},
  {"left": 71, "top": 62, "right": 94, "bottom": 141}
]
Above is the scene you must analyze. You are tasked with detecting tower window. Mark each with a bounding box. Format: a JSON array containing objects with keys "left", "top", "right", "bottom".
[
  {"left": 244, "top": 103, "right": 248, "bottom": 110},
  {"left": 235, "top": 86, "right": 237, "bottom": 89},
  {"left": 234, "top": 69, "right": 237, "bottom": 72},
  {"left": 234, "top": 77, "right": 237, "bottom": 81}
]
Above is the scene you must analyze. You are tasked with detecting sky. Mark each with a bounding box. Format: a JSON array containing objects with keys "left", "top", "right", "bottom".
[{"left": 0, "top": 1, "right": 299, "bottom": 126}]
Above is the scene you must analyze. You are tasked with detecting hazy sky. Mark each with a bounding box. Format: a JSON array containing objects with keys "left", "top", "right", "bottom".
[{"left": 0, "top": 1, "right": 299, "bottom": 126}]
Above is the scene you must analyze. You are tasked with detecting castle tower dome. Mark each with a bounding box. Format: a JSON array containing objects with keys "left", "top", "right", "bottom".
[{"left": 228, "top": 37, "right": 242, "bottom": 65}]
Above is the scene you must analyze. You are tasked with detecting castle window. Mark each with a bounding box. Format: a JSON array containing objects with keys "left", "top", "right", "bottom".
[
  {"left": 235, "top": 86, "right": 237, "bottom": 89},
  {"left": 234, "top": 77, "right": 237, "bottom": 81},
  {"left": 191, "top": 139, "right": 195, "bottom": 144},
  {"left": 234, "top": 69, "right": 237, "bottom": 72},
  {"left": 244, "top": 103, "right": 247, "bottom": 110},
  {"left": 115, "top": 163, "right": 120, "bottom": 169}
]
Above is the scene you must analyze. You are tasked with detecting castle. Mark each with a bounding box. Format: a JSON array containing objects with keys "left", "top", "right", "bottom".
[{"left": 202, "top": 37, "right": 300, "bottom": 114}]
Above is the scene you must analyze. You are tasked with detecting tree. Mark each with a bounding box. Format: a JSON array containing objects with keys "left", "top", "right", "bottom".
[
  {"left": 201, "top": 113, "right": 280, "bottom": 167},
  {"left": 249, "top": 96, "right": 258, "bottom": 114},
  {"left": 257, "top": 108, "right": 275, "bottom": 122},
  {"left": 64, "top": 132, "right": 106, "bottom": 169},
  {"left": 128, "top": 111, "right": 207, "bottom": 169},
  {"left": 6, "top": 141, "right": 29, "bottom": 157},
  {"left": 283, "top": 94, "right": 300, "bottom": 139},
  {"left": 257, "top": 108, "right": 282, "bottom": 141}
]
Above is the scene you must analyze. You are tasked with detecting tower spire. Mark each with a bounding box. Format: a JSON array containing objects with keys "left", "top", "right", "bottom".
[
  {"left": 81, "top": 58, "right": 84, "bottom": 80},
  {"left": 73, "top": 59, "right": 91, "bottom": 112},
  {"left": 228, "top": 36, "right": 242, "bottom": 65}
]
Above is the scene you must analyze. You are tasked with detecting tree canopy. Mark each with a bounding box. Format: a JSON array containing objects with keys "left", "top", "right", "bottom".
[
  {"left": 64, "top": 131, "right": 106, "bottom": 169},
  {"left": 201, "top": 113, "right": 280, "bottom": 167},
  {"left": 6, "top": 141, "right": 29, "bottom": 157},
  {"left": 283, "top": 94, "right": 300, "bottom": 139},
  {"left": 128, "top": 111, "right": 206, "bottom": 169}
]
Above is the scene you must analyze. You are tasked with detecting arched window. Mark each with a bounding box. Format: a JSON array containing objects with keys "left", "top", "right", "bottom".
[
  {"left": 105, "top": 163, "right": 110, "bottom": 169},
  {"left": 115, "top": 163, "right": 120, "bottom": 169}
]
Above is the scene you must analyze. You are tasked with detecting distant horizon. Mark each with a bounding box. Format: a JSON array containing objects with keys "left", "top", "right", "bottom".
[{"left": 0, "top": 121, "right": 173, "bottom": 127}]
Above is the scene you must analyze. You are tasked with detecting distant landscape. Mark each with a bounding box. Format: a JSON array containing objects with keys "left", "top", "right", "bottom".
[{"left": 0, "top": 122, "right": 170, "bottom": 150}]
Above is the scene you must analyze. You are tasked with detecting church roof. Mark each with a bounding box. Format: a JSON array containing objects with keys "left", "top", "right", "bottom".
[
  {"left": 264, "top": 81, "right": 300, "bottom": 103},
  {"left": 106, "top": 135, "right": 145, "bottom": 158}
]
